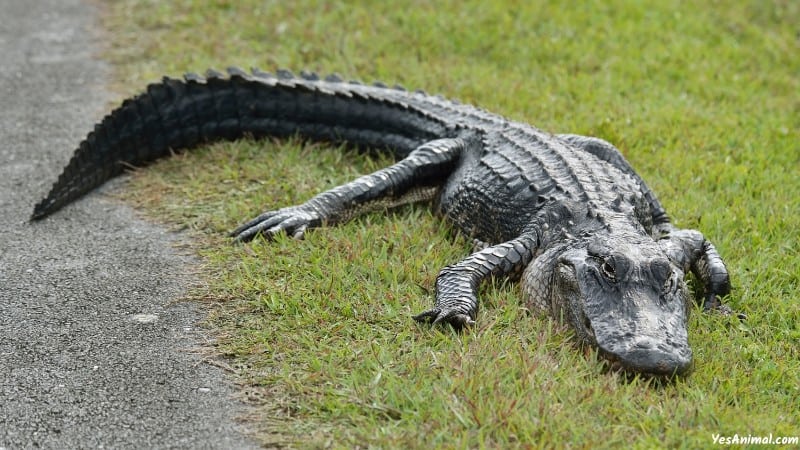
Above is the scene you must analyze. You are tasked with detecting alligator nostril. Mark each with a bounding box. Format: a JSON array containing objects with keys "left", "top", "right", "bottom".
[{"left": 635, "top": 338, "right": 655, "bottom": 349}]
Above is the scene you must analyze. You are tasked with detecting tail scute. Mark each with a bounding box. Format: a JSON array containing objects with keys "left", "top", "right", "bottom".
[{"left": 31, "top": 77, "right": 202, "bottom": 220}]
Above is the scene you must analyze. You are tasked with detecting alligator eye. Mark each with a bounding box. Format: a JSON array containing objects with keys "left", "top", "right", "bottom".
[
  {"left": 663, "top": 271, "right": 676, "bottom": 294},
  {"left": 600, "top": 259, "right": 616, "bottom": 281},
  {"left": 663, "top": 277, "right": 673, "bottom": 294}
]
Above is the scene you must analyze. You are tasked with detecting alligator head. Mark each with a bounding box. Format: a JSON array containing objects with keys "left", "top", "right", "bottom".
[{"left": 522, "top": 233, "right": 693, "bottom": 377}]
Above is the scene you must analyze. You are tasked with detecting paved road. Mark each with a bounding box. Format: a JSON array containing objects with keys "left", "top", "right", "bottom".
[{"left": 0, "top": 1, "right": 258, "bottom": 448}]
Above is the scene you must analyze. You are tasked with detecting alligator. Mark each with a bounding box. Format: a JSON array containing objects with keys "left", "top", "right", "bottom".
[{"left": 32, "top": 68, "right": 735, "bottom": 377}]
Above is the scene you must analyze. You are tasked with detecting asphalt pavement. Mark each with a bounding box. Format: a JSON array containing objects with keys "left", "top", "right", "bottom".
[{"left": 0, "top": 0, "right": 258, "bottom": 448}]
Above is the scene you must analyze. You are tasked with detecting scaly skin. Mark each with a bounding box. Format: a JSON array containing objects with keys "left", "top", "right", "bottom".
[{"left": 32, "top": 68, "right": 735, "bottom": 377}]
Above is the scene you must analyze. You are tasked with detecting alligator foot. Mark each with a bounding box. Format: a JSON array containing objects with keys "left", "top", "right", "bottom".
[
  {"left": 413, "top": 307, "right": 475, "bottom": 330},
  {"left": 703, "top": 295, "right": 746, "bottom": 321},
  {"left": 230, "top": 204, "right": 322, "bottom": 242}
]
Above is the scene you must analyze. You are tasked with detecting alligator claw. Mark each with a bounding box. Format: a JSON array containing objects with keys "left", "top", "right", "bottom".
[
  {"left": 413, "top": 308, "right": 475, "bottom": 330},
  {"left": 703, "top": 295, "right": 746, "bottom": 321},
  {"left": 230, "top": 205, "right": 320, "bottom": 242}
]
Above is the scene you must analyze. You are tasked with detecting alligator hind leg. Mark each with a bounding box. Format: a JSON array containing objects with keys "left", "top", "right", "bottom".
[
  {"left": 413, "top": 234, "right": 538, "bottom": 328},
  {"left": 231, "top": 138, "right": 466, "bottom": 242}
]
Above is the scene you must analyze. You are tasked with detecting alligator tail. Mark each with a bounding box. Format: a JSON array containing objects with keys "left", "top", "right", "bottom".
[{"left": 31, "top": 67, "right": 447, "bottom": 220}]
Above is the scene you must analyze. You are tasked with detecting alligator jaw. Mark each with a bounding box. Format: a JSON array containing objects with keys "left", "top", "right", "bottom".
[
  {"left": 594, "top": 334, "right": 694, "bottom": 378},
  {"left": 584, "top": 296, "right": 694, "bottom": 378},
  {"left": 595, "top": 346, "right": 694, "bottom": 380}
]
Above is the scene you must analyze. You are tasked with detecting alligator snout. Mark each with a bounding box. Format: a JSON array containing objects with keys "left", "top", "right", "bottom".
[{"left": 613, "top": 337, "right": 693, "bottom": 377}]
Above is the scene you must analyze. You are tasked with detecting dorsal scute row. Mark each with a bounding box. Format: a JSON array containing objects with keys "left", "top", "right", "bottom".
[
  {"left": 181, "top": 67, "right": 511, "bottom": 132},
  {"left": 497, "top": 123, "right": 650, "bottom": 232}
]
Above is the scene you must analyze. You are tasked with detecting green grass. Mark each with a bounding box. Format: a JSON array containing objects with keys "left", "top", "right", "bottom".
[{"left": 102, "top": 0, "right": 799, "bottom": 447}]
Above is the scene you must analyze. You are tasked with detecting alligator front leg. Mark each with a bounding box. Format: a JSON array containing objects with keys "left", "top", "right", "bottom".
[
  {"left": 230, "top": 138, "right": 467, "bottom": 242},
  {"left": 413, "top": 234, "right": 538, "bottom": 329},
  {"left": 656, "top": 225, "right": 739, "bottom": 316}
]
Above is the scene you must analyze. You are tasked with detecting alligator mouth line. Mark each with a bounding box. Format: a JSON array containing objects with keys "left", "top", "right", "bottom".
[
  {"left": 593, "top": 347, "right": 688, "bottom": 384},
  {"left": 584, "top": 317, "right": 595, "bottom": 340}
]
